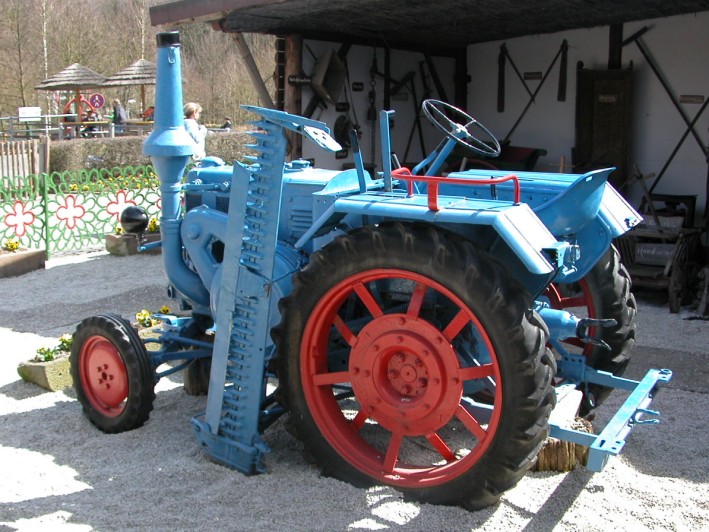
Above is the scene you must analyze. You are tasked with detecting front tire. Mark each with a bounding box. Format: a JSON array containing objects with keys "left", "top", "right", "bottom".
[
  {"left": 71, "top": 313, "right": 155, "bottom": 433},
  {"left": 275, "top": 223, "right": 556, "bottom": 509}
]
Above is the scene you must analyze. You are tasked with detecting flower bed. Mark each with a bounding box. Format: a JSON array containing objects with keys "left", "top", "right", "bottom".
[
  {"left": 16, "top": 334, "right": 73, "bottom": 392},
  {"left": 0, "top": 239, "right": 45, "bottom": 278},
  {"left": 105, "top": 233, "right": 161, "bottom": 256}
]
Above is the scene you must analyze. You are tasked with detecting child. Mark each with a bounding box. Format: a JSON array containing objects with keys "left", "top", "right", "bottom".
[{"left": 183, "top": 102, "right": 207, "bottom": 159}]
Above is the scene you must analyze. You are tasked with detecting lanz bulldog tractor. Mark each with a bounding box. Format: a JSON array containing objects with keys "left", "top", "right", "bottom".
[{"left": 70, "top": 32, "right": 671, "bottom": 510}]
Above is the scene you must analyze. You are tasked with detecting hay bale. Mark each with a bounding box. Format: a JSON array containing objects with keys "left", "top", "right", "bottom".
[{"left": 533, "top": 417, "right": 594, "bottom": 472}]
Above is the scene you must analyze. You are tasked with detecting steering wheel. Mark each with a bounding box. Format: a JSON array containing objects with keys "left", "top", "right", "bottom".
[{"left": 422, "top": 99, "right": 501, "bottom": 157}]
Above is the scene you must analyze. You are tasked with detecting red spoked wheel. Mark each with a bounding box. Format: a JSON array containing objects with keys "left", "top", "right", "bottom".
[
  {"left": 71, "top": 314, "right": 155, "bottom": 433},
  {"left": 546, "top": 246, "right": 637, "bottom": 412},
  {"left": 302, "top": 270, "right": 501, "bottom": 487},
  {"left": 277, "top": 223, "right": 556, "bottom": 509}
]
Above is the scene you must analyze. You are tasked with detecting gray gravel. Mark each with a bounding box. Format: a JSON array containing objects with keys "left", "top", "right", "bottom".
[{"left": 1, "top": 251, "right": 707, "bottom": 531}]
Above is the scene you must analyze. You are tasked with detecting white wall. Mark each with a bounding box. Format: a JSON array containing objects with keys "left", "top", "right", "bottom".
[
  {"left": 300, "top": 41, "right": 455, "bottom": 172},
  {"left": 468, "top": 11, "right": 709, "bottom": 223},
  {"left": 300, "top": 12, "right": 708, "bottom": 223}
]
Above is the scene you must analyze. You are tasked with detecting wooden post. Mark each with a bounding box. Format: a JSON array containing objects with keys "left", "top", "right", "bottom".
[
  {"left": 454, "top": 47, "right": 469, "bottom": 109},
  {"left": 608, "top": 23, "right": 623, "bottom": 70},
  {"left": 230, "top": 32, "right": 275, "bottom": 109},
  {"left": 284, "top": 34, "right": 303, "bottom": 159},
  {"left": 39, "top": 135, "right": 50, "bottom": 175}
]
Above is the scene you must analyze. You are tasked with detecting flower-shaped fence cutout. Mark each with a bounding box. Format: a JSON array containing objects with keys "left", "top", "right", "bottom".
[
  {"left": 3, "top": 201, "right": 35, "bottom": 238},
  {"left": 106, "top": 190, "right": 138, "bottom": 219},
  {"left": 56, "top": 195, "right": 86, "bottom": 230}
]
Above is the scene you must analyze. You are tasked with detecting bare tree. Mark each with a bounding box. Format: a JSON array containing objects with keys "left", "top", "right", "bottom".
[
  {"left": 40, "top": 0, "right": 54, "bottom": 113},
  {"left": 181, "top": 29, "right": 276, "bottom": 125},
  {"left": 0, "top": 0, "right": 273, "bottom": 126},
  {"left": 0, "top": 0, "right": 44, "bottom": 110}
]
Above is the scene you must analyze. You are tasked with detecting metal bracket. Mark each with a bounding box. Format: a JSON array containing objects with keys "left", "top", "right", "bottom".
[{"left": 551, "top": 355, "right": 672, "bottom": 472}]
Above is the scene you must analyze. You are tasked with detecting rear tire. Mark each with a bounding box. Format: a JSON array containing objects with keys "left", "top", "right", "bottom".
[
  {"left": 71, "top": 314, "right": 155, "bottom": 433},
  {"left": 547, "top": 246, "right": 636, "bottom": 412},
  {"left": 184, "top": 358, "right": 211, "bottom": 396},
  {"left": 275, "top": 223, "right": 556, "bottom": 509}
]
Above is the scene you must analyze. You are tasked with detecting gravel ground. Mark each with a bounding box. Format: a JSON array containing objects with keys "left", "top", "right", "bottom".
[{"left": 0, "top": 250, "right": 707, "bottom": 531}]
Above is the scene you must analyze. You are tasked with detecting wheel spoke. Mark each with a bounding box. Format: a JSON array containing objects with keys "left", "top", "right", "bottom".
[
  {"left": 406, "top": 281, "right": 427, "bottom": 318},
  {"left": 560, "top": 295, "right": 586, "bottom": 308},
  {"left": 354, "top": 282, "right": 383, "bottom": 317},
  {"left": 383, "top": 431, "right": 404, "bottom": 474},
  {"left": 426, "top": 432, "right": 457, "bottom": 462},
  {"left": 458, "top": 364, "right": 495, "bottom": 381},
  {"left": 312, "top": 370, "right": 350, "bottom": 387},
  {"left": 455, "top": 404, "right": 488, "bottom": 442},
  {"left": 333, "top": 314, "right": 357, "bottom": 346},
  {"left": 351, "top": 409, "right": 368, "bottom": 431},
  {"left": 442, "top": 308, "right": 470, "bottom": 341}
]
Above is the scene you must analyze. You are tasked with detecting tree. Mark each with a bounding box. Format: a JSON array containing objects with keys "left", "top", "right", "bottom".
[
  {"left": 0, "top": 0, "right": 44, "bottom": 111},
  {"left": 0, "top": 0, "right": 274, "bottom": 127}
]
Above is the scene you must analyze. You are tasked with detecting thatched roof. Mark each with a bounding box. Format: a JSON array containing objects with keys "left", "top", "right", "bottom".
[
  {"left": 102, "top": 59, "right": 157, "bottom": 87},
  {"left": 34, "top": 63, "right": 107, "bottom": 91}
]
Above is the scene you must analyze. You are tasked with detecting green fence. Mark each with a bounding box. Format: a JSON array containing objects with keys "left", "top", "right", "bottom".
[{"left": 1, "top": 165, "right": 160, "bottom": 257}]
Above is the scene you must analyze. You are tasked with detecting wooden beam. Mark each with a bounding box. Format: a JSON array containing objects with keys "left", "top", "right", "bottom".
[
  {"left": 284, "top": 34, "right": 303, "bottom": 159},
  {"left": 608, "top": 23, "right": 623, "bottom": 69},
  {"left": 230, "top": 32, "right": 275, "bottom": 109},
  {"left": 454, "top": 48, "right": 469, "bottom": 109},
  {"left": 149, "top": 0, "right": 281, "bottom": 27}
]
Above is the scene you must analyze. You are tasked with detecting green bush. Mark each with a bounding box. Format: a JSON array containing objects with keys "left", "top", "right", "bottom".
[{"left": 49, "top": 131, "right": 254, "bottom": 173}]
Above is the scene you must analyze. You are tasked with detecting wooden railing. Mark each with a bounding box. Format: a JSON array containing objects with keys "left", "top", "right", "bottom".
[{"left": 0, "top": 138, "right": 49, "bottom": 179}]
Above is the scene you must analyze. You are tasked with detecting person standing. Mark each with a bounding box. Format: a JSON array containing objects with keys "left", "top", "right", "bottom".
[
  {"left": 184, "top": 102, "right": 207, "bottom": 160},
  {"left": 112, "top": 99, "right": 127, "bottom": 133}
]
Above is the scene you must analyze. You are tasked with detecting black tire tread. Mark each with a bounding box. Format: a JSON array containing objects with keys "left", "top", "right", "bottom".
[
  {"left": 579, "top": 246, "right": 637, "bottom": 410},
  {"left": 70, "top": 313, "right": 155, "bottom": 433},
  {"left": 274, "top": 222, "right": 556, "bottom": 509}
]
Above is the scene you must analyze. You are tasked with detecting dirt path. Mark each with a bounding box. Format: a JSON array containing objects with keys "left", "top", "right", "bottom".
[{"left": 1, "top": 251, "right": 707, "bottom": 530}]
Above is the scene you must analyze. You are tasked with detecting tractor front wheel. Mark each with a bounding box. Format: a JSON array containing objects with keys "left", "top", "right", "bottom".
[
  {"left": 276, "top": 223, "right": 556, "bottom": 509},
  {"left": 71, "top": 314, "right": 155, "bottom": 433}
]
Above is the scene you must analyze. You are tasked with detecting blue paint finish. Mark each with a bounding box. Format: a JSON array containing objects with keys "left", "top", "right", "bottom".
[
  {"left": 117, "top": 31, "right": 670, "bottom": 478},
  {"left": 550, "top": 368, "right": 672, "bottom": 472}
]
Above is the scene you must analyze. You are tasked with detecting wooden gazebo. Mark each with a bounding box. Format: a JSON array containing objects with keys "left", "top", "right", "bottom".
[
  {"left": 101, "top": 59, "right": 157, "bottom": 114},
  {"left": 34, "top": 63, "right": 107, "bottom": 123}
]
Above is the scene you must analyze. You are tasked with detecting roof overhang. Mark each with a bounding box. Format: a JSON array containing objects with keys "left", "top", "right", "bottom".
[{"left": 150, "top": 0, "right": 709, "bottom": 56}]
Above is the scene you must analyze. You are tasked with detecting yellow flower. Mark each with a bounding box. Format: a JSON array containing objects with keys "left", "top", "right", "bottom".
[
  {"left": 147, "top": 217, "right": 160, "bottom": 233},
  {"left": 135, "top": 309, "right": 156, "bottom": 328},
  {"left": 58, "top": 334, "right": 73, "bottom": 352},
  {"left": 2, "top": 238, "right": 20, "bottom": 252}
]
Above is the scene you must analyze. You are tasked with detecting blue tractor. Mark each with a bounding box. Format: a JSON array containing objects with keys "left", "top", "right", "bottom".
[{"left": 70, "top": 32, "right": 670, "bottom": 510}]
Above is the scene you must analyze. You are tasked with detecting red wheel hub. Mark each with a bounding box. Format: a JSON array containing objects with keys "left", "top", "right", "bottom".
[
  {"left": 349, "top": 314, "right": 463, "bottom": 436},
  {"left": 79, "top": 335, "right": 128, "bottom": 416}
]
